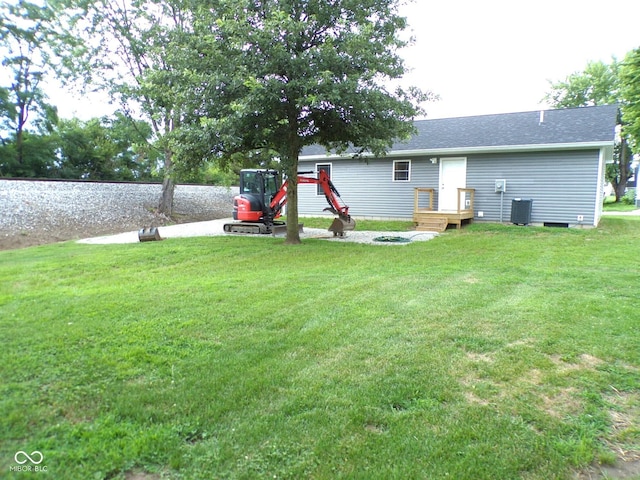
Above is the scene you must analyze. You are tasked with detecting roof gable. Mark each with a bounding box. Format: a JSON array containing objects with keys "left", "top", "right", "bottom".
[{"left": 301, "top": 104, "right": 618, "bottom": 157}]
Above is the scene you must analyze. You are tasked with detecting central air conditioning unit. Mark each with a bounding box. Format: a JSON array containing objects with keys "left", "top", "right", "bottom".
[{"left": 511, "top": 199, "right": 533, "bottom": 225}]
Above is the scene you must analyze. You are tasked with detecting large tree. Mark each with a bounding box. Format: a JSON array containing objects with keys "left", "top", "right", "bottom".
[
  {"left": 544, "top": 60, "right": 620, "bottom": 108},
  {"left": 59, "top": 0, "right": 193, "bottom": 215},
  {"left": 0, "top": 0, "right": 60, "bottom": 167},
  {"left": 178, "top": 0, "right": 428, "bottom": 243},
  {"left": 620, "top": 48, "right": 640, "bottom": 153},
  {"left": 544, "top": 59, "right": 633, "bottom": 202}
]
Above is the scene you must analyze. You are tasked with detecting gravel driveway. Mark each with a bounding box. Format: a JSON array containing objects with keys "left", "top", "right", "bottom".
[{"left": 78, "top": 218, "right": 437, "bottom": 246}]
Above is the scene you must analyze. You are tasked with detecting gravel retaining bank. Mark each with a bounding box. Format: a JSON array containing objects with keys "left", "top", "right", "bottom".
[{"left": 0, "top": 179, "right": 238, "bottom": 250}]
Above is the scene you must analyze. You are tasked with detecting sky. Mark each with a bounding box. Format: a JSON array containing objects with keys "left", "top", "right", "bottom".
[
  {"left": 47, "top": 0, "right": 640, "bottom": 120},
  {"left": 397, "top": 0, "right": 640, "bottom": 118}
]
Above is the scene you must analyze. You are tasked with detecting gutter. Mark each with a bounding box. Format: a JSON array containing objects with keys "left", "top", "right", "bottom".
[{"left": 300, "top": 141, "right": 613, "bottom": 161}]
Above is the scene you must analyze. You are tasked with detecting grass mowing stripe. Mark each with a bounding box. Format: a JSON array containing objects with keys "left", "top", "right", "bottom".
[{"left": 0, "top": 218, "right": 638, "bottom": 479}]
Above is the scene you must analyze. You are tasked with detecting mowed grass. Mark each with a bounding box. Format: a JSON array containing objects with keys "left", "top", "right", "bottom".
[
  {"left": 602, "top": 196, "right": 638, "bottom": 212},
  {"left": 1, "top": 218, "right": 639, "bottom": 479}
]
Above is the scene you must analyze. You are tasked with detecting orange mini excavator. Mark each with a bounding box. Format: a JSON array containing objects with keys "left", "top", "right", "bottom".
[{"left": 223, "top": 169, "right": 355, "bottom": 236}]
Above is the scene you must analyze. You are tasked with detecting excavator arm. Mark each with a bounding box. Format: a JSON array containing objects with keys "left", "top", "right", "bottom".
[
  {"left": 297, "top": 170, "right": 351, "bottom": 219},
  {"left": 270, "top": 170, "right": 355, "bottom": 236}
]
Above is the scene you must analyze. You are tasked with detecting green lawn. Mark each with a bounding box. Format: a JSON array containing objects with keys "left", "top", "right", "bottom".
[
  {"left": 1, "top": 218, "right": 639, "bottom": 479},
  {"left": 603, "top": 196, "right": 638, "bottom": 212}
]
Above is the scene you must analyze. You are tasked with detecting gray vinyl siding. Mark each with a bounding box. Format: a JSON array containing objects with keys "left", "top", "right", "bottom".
[
  {"left": 466, "top": 150, "right": 601, "bottom": 225},
  {"left": 298, "top": 106, "right": 616, "bottom": 225},
  {"left": 299, "top": 149, "right": 602, "bottom": 225},
  {"left": 298, "top": 157, "right": 438, "bottom": 219}
]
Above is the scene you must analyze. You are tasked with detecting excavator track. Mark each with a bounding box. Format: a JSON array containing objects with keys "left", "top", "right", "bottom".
[
  {"left": 223, "top": 221, "right": 306, "bottom": 236},
  {"left": 223, "top": 222, "right": 270, "bottom": 234}
]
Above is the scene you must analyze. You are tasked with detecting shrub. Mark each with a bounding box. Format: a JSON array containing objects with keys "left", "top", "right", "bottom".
[{"left": 621, "top": 188, "right": 637, "bottom": 205}]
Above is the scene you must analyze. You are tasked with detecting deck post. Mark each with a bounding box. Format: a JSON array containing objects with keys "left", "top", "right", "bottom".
[{"left": 414, "top": 187, "right": 475, "bottom": 232}]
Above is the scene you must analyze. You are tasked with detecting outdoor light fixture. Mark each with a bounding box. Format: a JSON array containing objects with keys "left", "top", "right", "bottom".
[{"left": 430, "top": 157, "right": 438, "bottom": 164}]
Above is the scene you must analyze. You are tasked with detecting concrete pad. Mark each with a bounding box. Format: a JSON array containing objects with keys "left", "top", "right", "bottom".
[
  {"left": 78, "top": 218, "right": 232, "bottom": 245},
  {"left": 602, "top": 209, "right": 640, "bottom": 216}
]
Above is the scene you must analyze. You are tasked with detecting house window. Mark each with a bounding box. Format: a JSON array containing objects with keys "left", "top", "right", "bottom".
[
  {"left": 393, "top": 160, "right": 411, "bottom": 182},
  {"left": 316, "top": 163, "right": 331, "bottom": 195}
]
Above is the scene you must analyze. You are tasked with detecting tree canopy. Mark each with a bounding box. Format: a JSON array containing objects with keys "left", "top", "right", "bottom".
[
  {"left": 544, "top": 60, "right": 620, "bottom": 108},
  {"left": 620, "top": 47, "right": 640, "bottom": 152},
  {"left": 177, "top": 0, "right": 428, "bottom": 243},
  {"left": 55, "top": 114, "right": 157, "bottom": 180},
  {"left": 56, "top": 0, "right": 198, "bottom": 214},
  {"left": 544, "top": 58, "right": 635, "bottom": 202},
  {"left": 0, "top": 0, "right": 60, "bottom": 164}
]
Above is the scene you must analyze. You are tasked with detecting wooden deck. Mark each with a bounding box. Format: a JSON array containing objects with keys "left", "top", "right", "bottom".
[{"left": 413, "top": 188, "right": 475, "bottom": 232}]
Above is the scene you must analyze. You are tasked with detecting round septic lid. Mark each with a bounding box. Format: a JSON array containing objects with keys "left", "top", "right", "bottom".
[{"left": 373, "top": 236, "right": 411, "bottom": 243}]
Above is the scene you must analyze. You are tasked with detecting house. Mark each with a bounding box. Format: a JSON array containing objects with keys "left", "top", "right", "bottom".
[{"left": 298, "top": 104, "right": 618, "bottom": 230}]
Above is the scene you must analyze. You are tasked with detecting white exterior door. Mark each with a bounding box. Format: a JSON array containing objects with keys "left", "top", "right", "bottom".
[{"left": 439, "top": 157, "right": 467, "bottom": 211}]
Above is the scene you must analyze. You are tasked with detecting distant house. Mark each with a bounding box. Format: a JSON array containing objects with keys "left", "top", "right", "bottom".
[{"left": 299, "top": 104, "right": 618, "bottom": 229}]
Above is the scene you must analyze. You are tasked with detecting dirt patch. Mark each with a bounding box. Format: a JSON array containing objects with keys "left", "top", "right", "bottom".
[
  {"left": 548, "top": 353, "right": 605, "bottom": 374},
  {"left": 575, "top": 460, "right": 640, "bottom": 480},
  {"left": 575, "top": 391, "right": 640, "bottom": 479},
  {"left": 364, "top": 423, "right": 386, "bottom": 434},
  {"left": 0, "top": 212, "right": 211, "bottom": 250},
  {"left": 606, "top": 391, "right": 640, "bottom": 462},
  {"left": 540, "top": 387, "right": 581, "bottom": 419},
  {"left": 125, "top": 470, "right": 162, "bottom": 480},
  {"left": 465, "top": 352, "right": 494, "bottom": 363}
]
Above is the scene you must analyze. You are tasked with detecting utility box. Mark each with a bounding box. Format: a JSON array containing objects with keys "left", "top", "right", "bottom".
[
  {"left": 511, "top": 199, "right": 532, "bottom": 225},
  {"left": 495, "top": 179, "right": 506, "bottom": 193}
]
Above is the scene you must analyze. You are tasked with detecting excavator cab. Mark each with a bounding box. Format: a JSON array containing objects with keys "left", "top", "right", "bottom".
[
  {"left": 239, "top": 170, "right": 280, "bottom": 209},
  {"left": 234, "top": 169, "right": 281, "bottom": 224}
]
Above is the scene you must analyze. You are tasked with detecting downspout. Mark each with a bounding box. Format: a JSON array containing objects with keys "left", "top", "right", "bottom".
[{"left": 594, "top": 147, "right": 606, "bottom": 226}]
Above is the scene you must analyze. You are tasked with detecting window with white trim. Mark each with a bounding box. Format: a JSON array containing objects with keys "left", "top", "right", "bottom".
[
  {"left": 316, "top": 163, "right": 331, "bottom": 195},
  {"left": 393, "top": 160, "right": 411, "bottom": 182}
]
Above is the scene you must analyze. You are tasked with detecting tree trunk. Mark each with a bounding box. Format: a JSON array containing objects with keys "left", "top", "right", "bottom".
[
  {"left": 284, "top": 134, "right": 302, "bottom": 244},
  {"left": 617, "top": 138, "right": 631, "bottom": 201},
  {"left": 16, "top": 128, "right": 24, "bottom": 166},
  {"left": 158, "top": 149, "right": 175, "bottom": 217},
  {"left": 16, "top": 101, "right": 26, "bottom": 165},
  {"left": 285, "top": 172, "right": 300, "bottom": 244}
]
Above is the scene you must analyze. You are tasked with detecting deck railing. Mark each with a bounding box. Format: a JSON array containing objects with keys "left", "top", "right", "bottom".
[
  {"left": 414, "top": 187, "right": 475, "bottom": 214},
  {"left": 414, "top": 188, "right": 436, "bottom": 212},
  {"left": 457, "top": 188, "right": 475, "bottom": 213}
]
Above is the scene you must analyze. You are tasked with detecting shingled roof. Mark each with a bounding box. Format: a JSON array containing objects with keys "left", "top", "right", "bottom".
[{"left": 301, "top": 104, "right": 619, "bottom": 158}]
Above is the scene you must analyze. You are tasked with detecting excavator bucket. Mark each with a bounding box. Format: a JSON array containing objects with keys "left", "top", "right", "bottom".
[
  {"left": 138, "top": 227, "right": 162, "bottom": 242},
  {"left": 328, "top": 216, "right": 356, "bottom": 237}
]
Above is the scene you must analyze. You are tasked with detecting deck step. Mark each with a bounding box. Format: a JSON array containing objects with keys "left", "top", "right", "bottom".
[{"left": 415, "top": 217, "right": 448, "bottom": 232}]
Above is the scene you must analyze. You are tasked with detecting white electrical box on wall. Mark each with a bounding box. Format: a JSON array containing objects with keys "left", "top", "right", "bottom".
[{"left": 495, "top": 179, "right": 506, "bottom": 193}]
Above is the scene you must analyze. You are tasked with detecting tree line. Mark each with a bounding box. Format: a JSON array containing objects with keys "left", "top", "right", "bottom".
[
  {"left": 1, "top": 0, "right": 639, "bottom": 242},
  {"left": 544, "top": 55, "right": 640, "bottom": 202}
]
